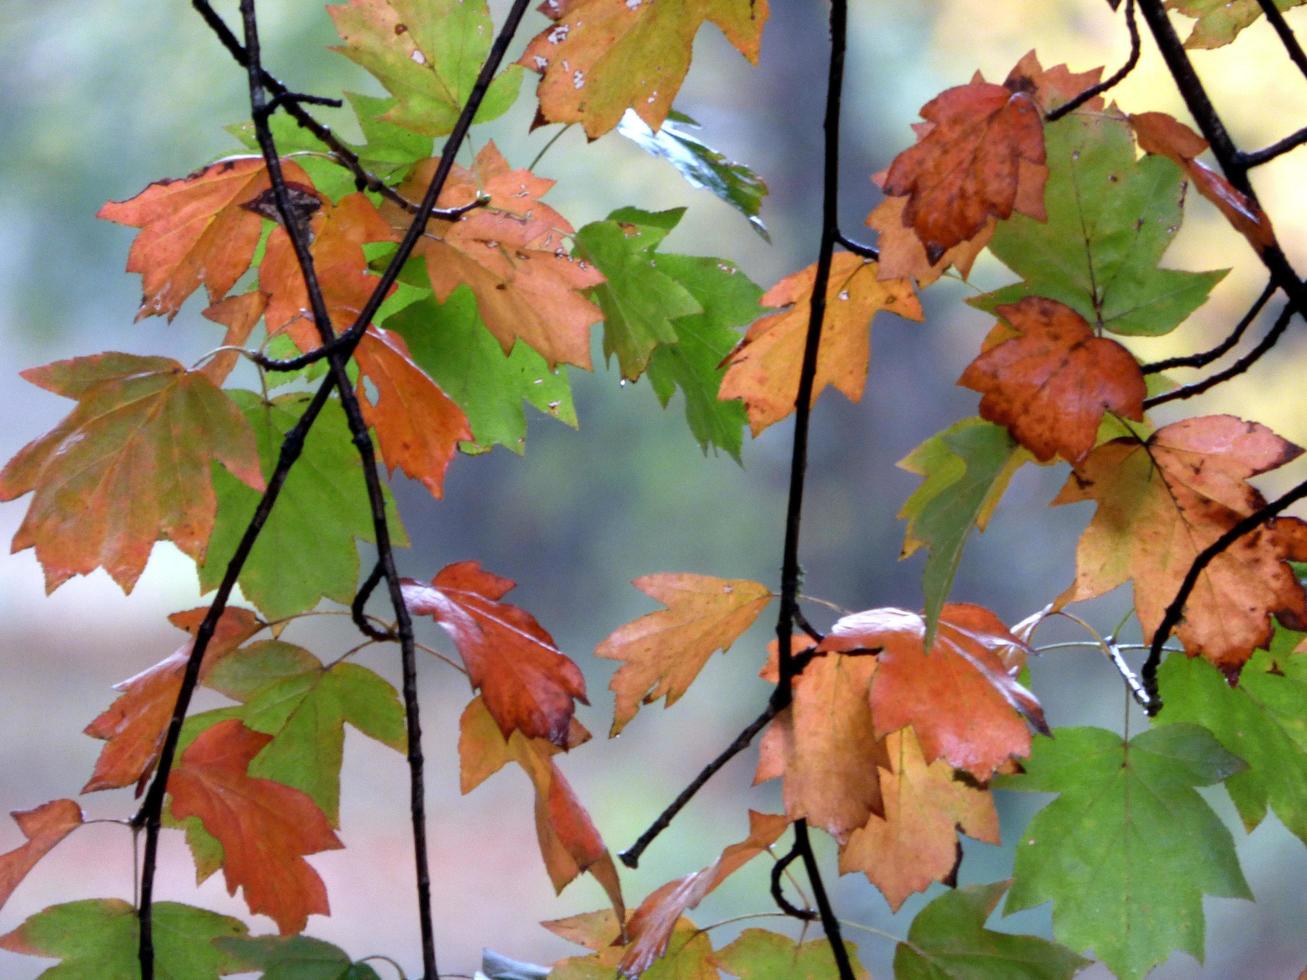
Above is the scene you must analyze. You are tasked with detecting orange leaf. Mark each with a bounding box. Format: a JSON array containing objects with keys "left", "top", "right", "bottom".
[
  {"left": 168, "top": 719, "right": 342, "bottom": 934},
  {"left": 866, "top": 193, "right": 994, "bottom": 289},
  {"left": 620, "top": 811, "right": 789, "bottom": 977},
  {"left": 200, "top": 292, "right": 267, "bottom": 386},
  {"left": 958, "top": 296, "right": 1145, "bottom": 464},
  {"left": 754, "top": 651, "right": 887, "bottom": 841},
  {"left": 821, "top": 605, "right": 1045, "bottom": 779},
  {"left": 838, "top": 728, "right": 998, "bottom": 910},
  {"left": 0, "top": 354, "right": 265, "bottom": 593},
  {"left": 882, "top": 65, "right": 1047, "bottom": 262},
  {"left": 1008, "top": 49, "right": 1105, "bottom": 115},
  {"left": 354, "top": 325, "right": 471, "bottom": 499},
  {"left": 1130, "top": 112, "right": 1277, "bottom": 254},
  {"left": 596, "top": 573, "right": 771, "bottom": 735},
  {"left": 719, "top": 253, "right": 922, "bottom": 436},
  {"left": 1056, "top": 416, "right": 1307, "bottom": 673},
  {"left": 0, "top": 800, "right": 83, "bottom": 913},
  {"left": 98, "top": 157, "right": 311, "bottom": 320},
  {"left": 403, "top": 561, "right": 587, "bottom": 745},
  {"left": 82, "top": 608, "right": 263, "bottom": 793},
  {"left": 400, "top": 143, "right": 603, "bottom": 369}
]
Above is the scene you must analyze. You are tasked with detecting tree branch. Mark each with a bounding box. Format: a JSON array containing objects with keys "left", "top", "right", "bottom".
[
  {"left": 1140, "top": 279, "right": 1275, "bottom": 374},
  {"left": 1241, "top": 125, "right": 1307, "bottom": 168},
  {"left": 1045, "top": 0, "right": 1140, "bottom": 121},
  {"left": 1254, "top": 0, "right": 1307, "bottom": 82},
  {"left": 770, "top": 843, "right": 818, "bottom": 920}
]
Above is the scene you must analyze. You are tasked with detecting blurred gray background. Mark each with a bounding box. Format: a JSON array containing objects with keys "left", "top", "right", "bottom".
[{"left": 2, "top": 0, "right": 1305, "bottom": 976}]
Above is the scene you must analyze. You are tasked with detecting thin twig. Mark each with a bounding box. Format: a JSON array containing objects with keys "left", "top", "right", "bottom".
[
  {"left": 1140, "top": 279, "right": 1275, "bottom": 373},
  {"left": 1045, "top": 0, "right": 1141, "bottom": 121},
  {"left": 1254, "top": 0, "right": 1307, "bottom": 81},
  {"left": 353, "top": 560, "right": 394, "bottom": 641},
  {"left": 835, "top": 231, "right": 878, "bottom": 260},
  {"left": 1143, "top": 302, "right": 1293, "bottom": 407},
  {"left": 1142, "top": 476, "right": 1307, "bottom": 711},
  {"left": 1241, "top": 125, "right": 1307, "bottom": 168},
  {"left": 1101, "top": 634, "right": 1151, "bottom": 710},
  {"left": 770, "top": 844, "right": 818, "bottom": 920}
]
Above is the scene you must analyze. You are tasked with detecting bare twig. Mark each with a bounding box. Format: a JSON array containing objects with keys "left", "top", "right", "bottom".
[
  {"left": 1241, "top": 125, "right": 1307, "bottom": 168},
  {"left": 1046, "top": 0, "right": 1141, "bottom": 121},
  {"left": 835, "top": 231, "right": 879, "bottom": 260},
  {"left": 1140, "top": 279, "right": 1275, "bottom": 374},
  {"left": 1254, "top": 0, "right": 1307, "bottom": 82},
  {"left": 770, "top": 844, "right": 818, "bottom": 920},
  {"left": 353, "top": 560, "right": 394, "bottom": 641}
]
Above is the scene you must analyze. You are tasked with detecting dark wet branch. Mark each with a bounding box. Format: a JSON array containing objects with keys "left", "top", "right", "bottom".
[
  {"left": 1140, "top": 279, "right": 1275, "bottom": 374},
  {"left": 1254, "top": 0, "right": 1307, "bottom": 82},
  {"left": 1046, "top": 0, "right": 1141, "bottom": 121},
  {"left": 1241, "top": 125, "right": 1307, "bottom": 168}
]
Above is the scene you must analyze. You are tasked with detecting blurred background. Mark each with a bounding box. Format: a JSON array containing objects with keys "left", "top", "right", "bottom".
[{"left": 2, "top": 0, "right": 1306, "bottom": 976}]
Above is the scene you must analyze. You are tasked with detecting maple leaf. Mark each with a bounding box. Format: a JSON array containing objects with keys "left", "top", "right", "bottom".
[
  {"left": 83, "top": 607, "right": 263, "bottom": 793},
  {"left": 202, "top": 391, "right": 408, "bottom": 620},
  {"left": 882, "top": 63, "right": 1047, "bottom": 262},
  {"left": 518, "top": 0, "right": 769, "bottom": 138},
  {"left": 838, "top": 728, "right": 998, "bottom": 910},
  {"left": 168, "top": 719, "right": 343, "bottom": 935},
  {"left": 866, "top": 193, "right": 994, "bottom": 289},
  {"left": 1130, "top": 111, "right": 1277, "bottom": 254},
  {"left": 958, "top": 296, "right": 1146, "bottom": 464},
  {"left": 0, "top": 354, "right": 264, "bottom": 594},
  {"left": 200, "top": 291, "right": 266, "bottom": 386},
  {"left": 98, "top": 157, "right": 311, "bottom": 320},
  {"left": 353, "top": 324, "right": 471, "bottom": 499},
  {"left": 1055, "top": 415, "right": 1307, "bottom": 673},
  {"left": 620, "top": 811, "right": 790, "bottom": 977},
  {"left": 546, "top": 912, "right": 716, "bottom": 979},
  {"left": 1167, "top": 0, "right": 1305, "bottom": 48},
  {"left": 329, "top": 0, "right": 523, "bottom": 136},
  {"left": 0, "top": 899, "right": 247, "bottom": 979},
  {"left": 818, "top": 604, "right": 1045, "bottom": 779},
  {"left": 216, "top": 934, "right": 383, "bottom": 978},
  {"left": 0, "top": 800, "right": 82, "bottom": 914},
  {"left": 999, "top": 726, "right": 1251, "bottom": 980},
  {"left": 971, "top": 109, "right": 1227, "bottom": 336},
  {"left": 711, "top": 929, "right": 868, "bottom": 979},
  {"left": 893, "top": 880, "right": 1090, "bottom": 979},
  {"left": 596, "top": 573, "right": 771, "bottom": 735},
  {"left": 898, "top": 419, "right": 1027, "bottom": 643},
  {"left": 403, "top": 561, "right": 587, "bottom": 745},
  {"left": 400, "top": 143, "right": 603, "bottom": 369},
  {"left": 719, "top": 253, "right": 922, "bottom": 436},
  {"left": 1158, "top": 636, "right": 1307, "bottom": 844},
  {"left": 203, "top": 640, "right": 407, "bottom": 825}
]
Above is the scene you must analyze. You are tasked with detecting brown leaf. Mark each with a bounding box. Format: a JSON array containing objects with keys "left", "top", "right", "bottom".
[
  {"left": 959, "top": 296, "right": 1146, "bottom": 464},
  {"left": 596, "top": 573, "right": 771, "bottom": 735},
  {"left": 1056, "top": 416, "right": 1307, "bottom": 673},
  {"left": 719, "top": 253, "right": 922, "bottom": 435},
  {"left": 0, "top": 801, "right": 83, "bottom": 913},
  {"left": 866, "top": 192, "right": 994, "bottom": 288}
]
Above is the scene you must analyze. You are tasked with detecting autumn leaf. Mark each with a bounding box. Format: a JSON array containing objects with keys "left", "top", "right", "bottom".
[
  {"left": 216, "top": 933, "right": 383, "bottom": 979},
  {"left": 999, "top": 726, "right": 1251, "bottom": 980},
  {"left": 97, "top": 157, "right": 312, "bottom": 320},
  {"left": 400, "top": 143, "right": 603, "bottom": 369},
  {"left": 0, "top": 899, "right": 246, "bottom": 979},
  {"left": 719, "top": 253, "right": 922, "bottom": 436},
  {"left": 354, "top": 324, "right": 472, "bottom": 499},
  {"left": 898, "top": 418, "right": 1027, "bottom": 643},
  {"left": 168, "top": 719, "right": 343, "bottom": 935},
  {"left": 329, "top": 0, "right": 523, "bottom": 136},
  {"left": 839, "top": 728, "right": 998, "bottom": 910},
  {"left": 712, "top": 929, "right": 868, "bottom": 979},
  {"left": 1158, "top": 635, "right": 1307, "bottom": 844},
  {"left": 0, "top": 800, "right": 82, "bottom": 914},
  {"left": 1055, "top": 415, "right": 1307, "bottom": 673},
  {"left": 597, "top": 573, "right": 771, "bottom": 735},
  {"left": 881, "top": 64, "right": 1047, "bottom": 262},
  {"left": 200, "top": 291, "right": 265, "bottom": 386},
  {"left": 819, "top": 604, "right": 1045, "bottom": 779},
  {"left": 0, "top": 354, "right": 264, "bottom": 594},
  {"left": 546, "top": 913, "right": 716, "bottom": 979},
  {"left": 959, "top": 296, "right": 1146, "bottom": 464},
  {"left": 620, "top": 811, "right": 789, "bottom": 977},
  {"left": 893, "top": 880, "right": 1090, "bottom": 979},
  {"left": 1167, "top": 0, "right": 1305, "bottom": 48},
  {"left": 1130, "top": 111, "right": 1276, "bottom": 253},
  {"left": 518, "top": 0, "right": 768, "bottom": 138},
  {"left": 971, "top": 109, "right": 1226, "bottom": 336},
  {"left": 83, "top": 607, "right": 263, "bottom": 793},
  {"left": 403, "top": 561, "right": 587, "bottom": 745},
  {"left": 866, "top": 193, "right": 993, "bottom": 289}
]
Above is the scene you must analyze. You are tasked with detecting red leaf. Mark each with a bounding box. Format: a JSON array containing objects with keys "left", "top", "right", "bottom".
[
  {"left": 403, "top": 561, "right": 587, "bottom": 745},
  {"left": 168, "top": 719, "right": 342, "bottom": 935},
  {"left": 0, "top": 800, "right": 83, "bottom": 913}
]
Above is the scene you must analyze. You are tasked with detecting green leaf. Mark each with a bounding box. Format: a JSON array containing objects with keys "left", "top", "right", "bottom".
[
  {"left": 225, "top": 117, "right": 358, "bottom": 202},
  {"left": 997, "top": 725, "right": 1251, "bottom": 979},
  {"left": 329, "top": 0, "right": 523, "bottom": 136},
  {"left": 970, "top": 111, "right": 1226, "bottom": 337},
  {"left": 203, "top": 640, "right": 407, "bottom": 825},
  {"left": 645, "top": 252, "right": 759, "bottom": 459},
  {"left": 0, "top": 899, "right": 246, "bottom": 979},
  {"left": 617, "top": 109, "right": 770, "bottom": 240},
  {"left": 712, "top": 928, "right": 868, "bottom": 978},
  {"left": 216, "top": 934, "right": 383, "bottom": 979},
  {"left": 894, "top": 881, "right": 1090, "bottom": 979},
  {"left": 345, "top": 91, "right": 434, "bottom": 184},
  {"left": 1167, "top": 0, "right": 1306, "bottom": 48},
  {"left": 573, "top": 207, "right": 702, "bottom": 380},
  {"left": 200, "top": 391, "right": 408, "bottom": 620},
  {"left": 386, "top": 281, "right": 576, "bottom": 455},
  {"left": 1158, "top": 638, "right": 1307, "bottom": 843},
  {"left": 897, "top": 418, "right": 1026, "bottom": 646}
]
